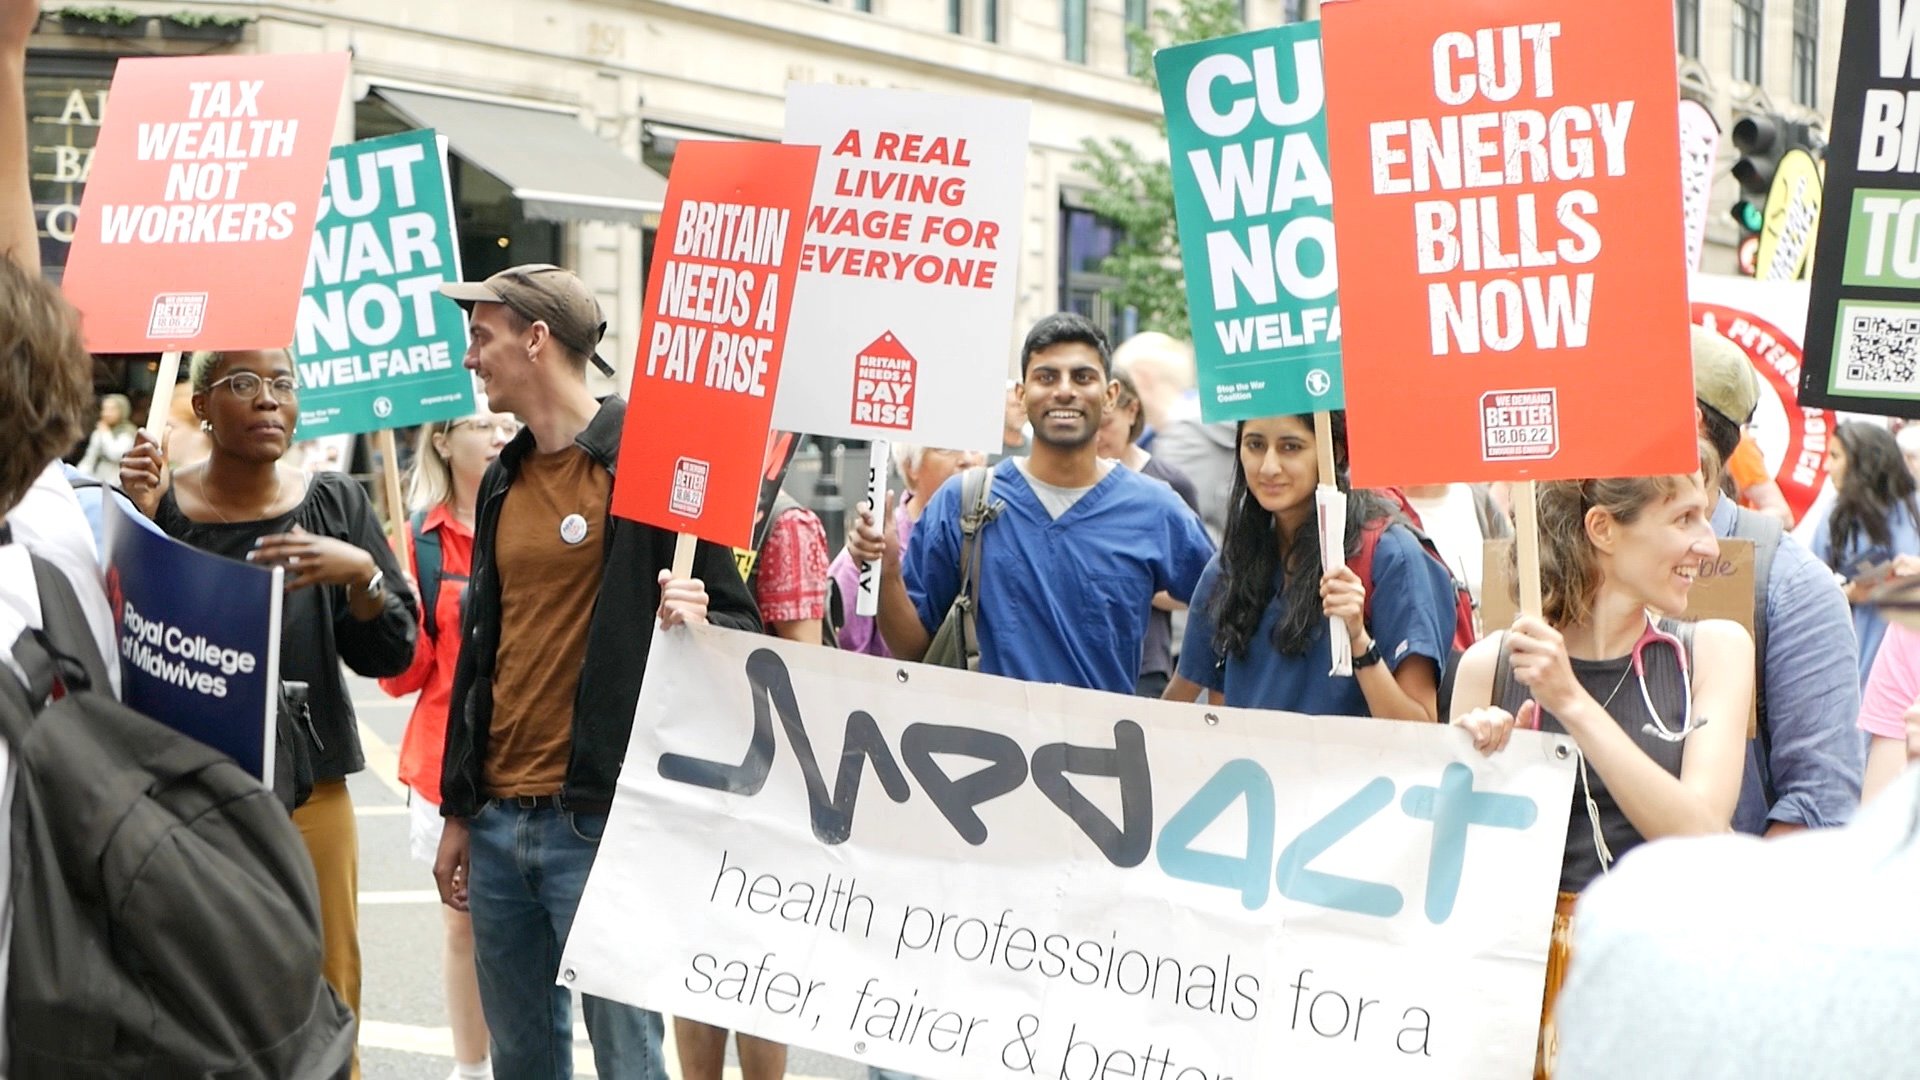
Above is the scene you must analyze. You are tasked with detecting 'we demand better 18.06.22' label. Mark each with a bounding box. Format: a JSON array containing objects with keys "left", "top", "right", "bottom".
[{"left": 1479, "top": 388, "right": 1559, "bottom": 462}]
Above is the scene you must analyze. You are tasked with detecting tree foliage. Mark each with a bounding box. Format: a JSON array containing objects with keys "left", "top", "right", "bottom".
[{"left": 1074, "top": 0, "right": 1244, "bottom": 335}]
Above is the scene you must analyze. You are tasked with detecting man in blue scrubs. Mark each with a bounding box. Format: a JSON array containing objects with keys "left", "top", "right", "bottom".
[{"left": 848, "top": 312, "right": 1214, "bottom": 695}]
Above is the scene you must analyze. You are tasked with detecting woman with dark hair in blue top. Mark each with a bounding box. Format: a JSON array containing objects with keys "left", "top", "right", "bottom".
[{"left": 1163, "top": 411, "right": 1457, "bottom": 721}]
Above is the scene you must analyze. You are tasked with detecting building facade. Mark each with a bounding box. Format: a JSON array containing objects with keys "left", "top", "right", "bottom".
[
  {"left": 24, "top": 0, "right": 1843, "bottom": 393},
  {"left": 28, "top": 0, "right": 1317, "bottom": 394},
  {"left": 1679, "top": 0, "right": 1846, "bottom": 273}
]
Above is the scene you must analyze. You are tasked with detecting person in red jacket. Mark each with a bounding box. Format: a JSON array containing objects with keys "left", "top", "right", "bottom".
[{"left": 382, "top": 408, "right": 518, "bottom": 1080}]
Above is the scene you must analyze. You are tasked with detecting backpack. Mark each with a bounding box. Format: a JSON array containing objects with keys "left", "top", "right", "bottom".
[
  {"left": 1351, "top": 516, "right": 1479, "bottom": 654},
  {"left": 409, "top": 509, "right": 469, "bottom": 643},
  {"left": 1, "top": 552, "right": 355, "bottom": 1079},
  {"left": 924, "top": 466, "right": 1004, "bottom": 670}
]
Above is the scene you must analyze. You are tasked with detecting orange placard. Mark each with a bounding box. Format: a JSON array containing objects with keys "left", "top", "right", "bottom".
[
  {"left": 62, "top": 52, "right": 349, "bottom": 353},
  {"left": 611, "top": 141, "right": 820, "bottom": 550},
  {"left": 1321, "top": 0, "right": 1696, "bottom": 485}
]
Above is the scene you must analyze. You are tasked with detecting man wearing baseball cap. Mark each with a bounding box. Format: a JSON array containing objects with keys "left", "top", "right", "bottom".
[
  {"left": 1691, "top": 324, "right": 1862, "bottom": 838},
  {"left": 433, "top": 263, "right": 761, "bottom": 1079}
]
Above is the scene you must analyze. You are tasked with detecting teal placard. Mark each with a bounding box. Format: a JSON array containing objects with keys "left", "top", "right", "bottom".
[
  {"left": 1158, "top": 23, "right": 1341, "bottom": 422},
  {"left": 293, "top": 129, "right": 473, "bottom": 437}
]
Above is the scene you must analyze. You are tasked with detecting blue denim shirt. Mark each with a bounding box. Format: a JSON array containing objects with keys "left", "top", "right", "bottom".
[{"left": 1717, "top": 498, "right": 1864, "bottom": 834}]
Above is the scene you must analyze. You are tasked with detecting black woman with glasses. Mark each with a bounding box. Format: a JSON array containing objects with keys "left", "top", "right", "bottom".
[
  {"left": 121, "top": 347, "right": 416, "bottom": 1080},
  {"left": 1446, "top": 443, "right": 1753, "bottom": 1080}
]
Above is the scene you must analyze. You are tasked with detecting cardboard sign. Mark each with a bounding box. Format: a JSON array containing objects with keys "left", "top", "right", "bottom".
[
  {"left": 292, "top": 130, "right": 474, "bottom": 438},
  {"left": 62, "top": 52, "right": 350, "bottom": 353},
  {"left": 1691, "top": 274, "right": 1833, "bottom": 523},
  {"left": 611, "top": 141, "right": 818, "bottom": 549},
  {"left": 1754, "top": 149, "right": 1823, "bottom": 283},
  {"left": 1800, "top": 0, "right": 1920, "bottom": 416},
  {"left": 565, "top": 624, "right": 1575, "bottom": 1080},
  {"left": 1482, "top": 537, "right": 1759, "bottom": 735},
  {"left": 1677, "top": 99, "right": 1719, "bottom": 273},
  {"left": 1159, "top": 24, "right": 1343, "bottom": 420},
  {"left": 778, "top": 85, "right": 1030, "bottom": 452},
  {"left": 104, "top": 498, "right": 282, "bottom": 785},
  {"left": 1320, "top": 0, "right": 1696, "bottom": 485}
]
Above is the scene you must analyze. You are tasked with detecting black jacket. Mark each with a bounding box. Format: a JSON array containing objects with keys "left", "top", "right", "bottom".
[{"left": 440, "top": 395, "right": 761, "bottom": 816}]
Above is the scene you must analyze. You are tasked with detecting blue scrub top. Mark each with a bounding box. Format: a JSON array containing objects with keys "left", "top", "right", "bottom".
[
  {"left": 1177, "top": 524, "right": 1456, "bottom": 715},
  {"left": 905, "top": 459, "right": 1215, "bottom": 694}
]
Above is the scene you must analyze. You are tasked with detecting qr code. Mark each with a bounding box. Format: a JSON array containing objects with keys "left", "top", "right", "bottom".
[{"left": 1836, "top": 306, "right": 1920, "bottom": 392}]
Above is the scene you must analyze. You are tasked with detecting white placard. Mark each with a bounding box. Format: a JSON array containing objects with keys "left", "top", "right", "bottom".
[
  {"left": 563, "top": 626, "right": 1577, "bottom": 1080},
  {"left": 777, "top": 84, "right": 1030, "bottom": 452}
]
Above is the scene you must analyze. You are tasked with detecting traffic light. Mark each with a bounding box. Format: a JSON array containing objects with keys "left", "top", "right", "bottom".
[{"left": 1730, "top": 112, "right": 1785, "bottom": 197}]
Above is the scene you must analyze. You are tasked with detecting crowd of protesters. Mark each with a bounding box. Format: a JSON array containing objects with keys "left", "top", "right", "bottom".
[{"left": 4, "top": 0, "right": 1920, "bottom": 1075}]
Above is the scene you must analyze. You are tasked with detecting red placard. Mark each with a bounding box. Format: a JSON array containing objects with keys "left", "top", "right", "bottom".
[
  {"left": 612, "top": 141, "right": 819, "bottom": 549},
  {"left": 61, "top": 53, "right": 350, "bottom": 353},
  {"left": 1321, "top": 0, "right": 1695, "bottom": 484}
]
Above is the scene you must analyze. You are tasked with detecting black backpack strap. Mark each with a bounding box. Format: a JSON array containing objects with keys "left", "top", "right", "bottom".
[
  {"left": 410, "top": 510, "right": 445, "bottom": 641},
  {"left": 27, "top": 553, "right": 110, "bottom": 698},
  {"left": 953, "top": 467, "right": 1005, "bottom": 658},
  {"left": 1489, "top": 631, "right": 1526, "bottom": 716}
]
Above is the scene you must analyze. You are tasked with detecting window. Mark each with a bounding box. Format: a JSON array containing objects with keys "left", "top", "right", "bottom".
[
  {"left": 1793, "top": 0, "right": 1819, "bottom": 106},
  {"left": 1674, "top": 0, "right": 1699, "bottom": 58},
  {"left": 1731, "top": 0, "right": 1763, "bottom": 84},
  {"left": 1064, "top": 0, "right": 1088, "bottom": 63},
  {"left": 24, "top": 56, "right": 113, "bottom": 278},
  {"left": 984, "top": 0, "right": 998, "bottom": 42},
  {"left": 854, "top": 0, "right": 871, "bottom": 10},
  {"left": 1126, "top": 0, "right": 1149, "bottom": 76},
  {"left": 1283, "top": 0, "right": 1303, "bottom": 22},
  {"left": 948, "top": 0, "right": 963, "bottom": 34},
  {"left": 1059, "top": 196, "right": 1131, "bottom": 344}
]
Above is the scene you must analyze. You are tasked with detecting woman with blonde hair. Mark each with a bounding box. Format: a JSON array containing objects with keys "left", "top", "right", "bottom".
[
  {"left": 77, "top": 392, "right": 135, "bottom": 485},
  {"left": 1450, "top": 448, "right": 1752, "bottom": 1077},
  {"left": 380, "top": 407, "right": 518, "bottom": 1080}
]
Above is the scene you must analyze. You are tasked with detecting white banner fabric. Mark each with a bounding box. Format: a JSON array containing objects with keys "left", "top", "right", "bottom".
[{"left": 563, "top": 626, "right": 1577, "bottom": 1080}]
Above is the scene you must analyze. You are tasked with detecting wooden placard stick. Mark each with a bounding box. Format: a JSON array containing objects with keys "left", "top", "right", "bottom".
[
  {"left": 1512, "top": 480, "right": 1544, "bottom": 619},
  {"left": 1313, "top": 410, "right": 1337, "bottom": 487},
  {"left": 144, "top": 350, "right": 184, "bottom": 437},
  {"left": 374, "top": 428, "right": 409, "bottom": 565}
]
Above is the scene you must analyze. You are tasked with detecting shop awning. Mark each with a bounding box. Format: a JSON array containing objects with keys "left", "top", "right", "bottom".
[{"left": 375, "top": 88, "right": 667, "bottom": 227}]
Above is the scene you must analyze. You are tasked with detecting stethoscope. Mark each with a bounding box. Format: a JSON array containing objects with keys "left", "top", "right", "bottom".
[{"left": 1623, "top": 615, "right": 1703, "bottom": 743}]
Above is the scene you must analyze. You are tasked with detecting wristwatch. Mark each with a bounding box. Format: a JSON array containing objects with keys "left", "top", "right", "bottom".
[
  {"left": 355, "top": 566, "right": 385, "bottom": 602},
  {"left": 1352, "top": 639, "right": 1383, "bottom": 669}
]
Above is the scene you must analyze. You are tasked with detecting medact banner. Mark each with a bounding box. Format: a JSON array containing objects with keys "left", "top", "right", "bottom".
[
  {"left": 1800, "top": 0, "right": 1920, "bottom": 415},
  {"left": 293, "top": 129, "right": 476, "bottom": 438},
  {"left": 1159, "top": 23, "right": 1343, "bottom": 421},
  {"left": 563, "top": 626, "right": 1577, "bottom": 1080},
  {"left": 104, "top": 497, "right": 282, "bottom": 786}
]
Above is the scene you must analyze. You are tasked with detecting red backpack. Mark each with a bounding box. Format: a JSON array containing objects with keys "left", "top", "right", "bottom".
[{"left": 1347, "top": 488, "right": 1479, "bottom": 654}]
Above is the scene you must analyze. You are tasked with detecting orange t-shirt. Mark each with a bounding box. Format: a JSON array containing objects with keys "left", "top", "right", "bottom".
[
  {"left": 484, "top": 447, "right": 612, "bottom": 797},
  {"left": 1728, "top": 436, "right": 1769, "bottom": 495}
]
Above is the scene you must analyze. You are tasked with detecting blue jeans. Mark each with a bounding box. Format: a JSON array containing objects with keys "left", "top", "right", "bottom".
[{"left": 467, "top": 801, "right": 668, "bottom": 1080}]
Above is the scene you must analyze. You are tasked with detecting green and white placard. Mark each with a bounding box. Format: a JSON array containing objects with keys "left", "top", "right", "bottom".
[
  {"left": 294, "top": 129, "right": 473, "bottom": 436},
  {"left": 1158, "top": 23, "right": 1341, "bottom": 421}
]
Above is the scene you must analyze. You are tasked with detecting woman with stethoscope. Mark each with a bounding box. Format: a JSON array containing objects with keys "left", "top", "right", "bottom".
[{"left": 1448, "top": 452, "right": 1753, "bottom": 1080}]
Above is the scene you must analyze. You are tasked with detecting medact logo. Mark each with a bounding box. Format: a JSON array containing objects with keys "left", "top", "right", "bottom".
[{"left": 661, "top": 648, "right": 1541, "bottom": 925}]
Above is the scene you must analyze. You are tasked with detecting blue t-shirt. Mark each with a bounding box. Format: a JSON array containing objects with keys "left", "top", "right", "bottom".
[
  {"left": 1177, "top": 524, "right": 1455, "bottom": 715},
  {"left": 1809, "top": 498, "right": 1920, "bottom": 686},
  {"left": 905, "top": 459, "right": 1215, "bottom": 694}
]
